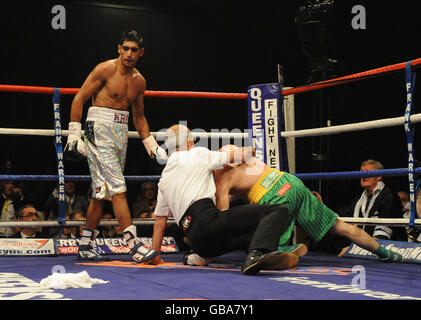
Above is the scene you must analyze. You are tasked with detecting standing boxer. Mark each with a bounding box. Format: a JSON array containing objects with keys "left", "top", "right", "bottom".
[{"left": 65, "top": 30, "right": 166, "bottom": 262}]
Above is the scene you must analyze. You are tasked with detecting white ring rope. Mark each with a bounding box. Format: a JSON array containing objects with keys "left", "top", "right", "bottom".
[
  {"left": 340, "top": 217, "right": 421, "bottom": 227},
  {"left": 1, "top": 217, "right": 420, "bottom": 228},
  {"left": 2, "top": 113, "right": 420, "bottom": 140},
  {"left": 281, "top": 113, "right": 421, "bottom": 138},
  {"left": 0, "top": 218, "right": 169, "bottom": 228},
  {"left": 0, "top": 129, "right": 248, "bottom": 139}
]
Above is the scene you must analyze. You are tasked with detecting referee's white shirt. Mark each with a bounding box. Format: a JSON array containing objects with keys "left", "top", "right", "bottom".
[{"left": 154, "top": 147, "right": 229, "bottom": 225}]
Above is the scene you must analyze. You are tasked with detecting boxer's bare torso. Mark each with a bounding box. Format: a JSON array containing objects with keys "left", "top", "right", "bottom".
[
  {"left": 70, "top": 40, "right": 146, "bottom": 122},
  {"left": 214, "top": 157, "right": 270, "bottom": 210},
  {"left": 90, "top": 59, "right": 145, "bottom": 111}
]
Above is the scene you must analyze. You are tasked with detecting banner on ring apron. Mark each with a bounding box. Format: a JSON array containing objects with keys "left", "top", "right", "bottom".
[
  {"left": 0, "top": 238, "right": 57, "bottom": 256},
  {"left": 247, "top": 83, "right": 288, "bottom": 171},
  {"left": 55, "top": 236, "right": 179, "bottom": 255},
  {"left": 343, "top": 239, "right": 421, "bottom": 264}
]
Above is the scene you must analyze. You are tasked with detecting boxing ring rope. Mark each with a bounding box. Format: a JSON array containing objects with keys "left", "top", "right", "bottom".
[
  {"left": 0, "top": 128, "right": 248, "bottom": 139},
  {"left": 0, "top": 85, "right": 248, "bottom": 99},
  {"left": 281, "top": 114, "right": 421, "bottom": 138},
  {"left": 2, "top": 112, "right": 421, "bottom": 139},
  {"left": 0, "top": 58, "right": 420, "bottom": 231},
  {"left": 0, "top": 217, "right": 420, "bottom": 228},
  {"left": 281, "top": 58, "right": 421, "bottom": 96},
  {"left": 1, "top": 58, "right": 420, "bottom": 97}
]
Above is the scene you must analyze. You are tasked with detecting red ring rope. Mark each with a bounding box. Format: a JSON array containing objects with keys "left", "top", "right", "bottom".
[
  {"left": 0, "top": 58, "right": 419, "bottom": 98},
  {"left": 282, "top": 58, "right": 421, "bottom": 96}
]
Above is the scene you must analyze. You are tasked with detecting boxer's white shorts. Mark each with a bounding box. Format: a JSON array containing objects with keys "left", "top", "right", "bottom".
[{"left": 84, "top": 106, "right": 129, "bottom": 200}]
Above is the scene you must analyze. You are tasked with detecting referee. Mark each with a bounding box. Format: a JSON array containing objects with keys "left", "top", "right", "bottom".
[{"left": 150, "top": 124, "right": 298, "bottom": 275}]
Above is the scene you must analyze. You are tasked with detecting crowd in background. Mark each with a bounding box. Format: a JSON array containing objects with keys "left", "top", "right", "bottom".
[
  {"left": 0, "top": 159, "right": 169, "bottom": 240},
  {"left": 1, "top": 158, "right": 420, "bottom": 255}
]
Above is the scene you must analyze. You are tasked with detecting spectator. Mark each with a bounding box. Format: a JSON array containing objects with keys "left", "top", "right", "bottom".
[
  {"left": 316, "top": 159, "right": 407, "bottom": 254},
  {"left": 52, "top": 209, "right": 86, "bottom": 239},
  {"left": 22, "top": 164, "right": 58, "bottom": 214},
  {"left": 398, "top": 190, "right": 410, "bottom": 216},
  {"left": 70, "top": 209, "right": 87, "bottom": 238},
  {"left": 131, "top": 182, "right": 157, "bottom": 219},
  {"left": 0, "top": 180, "right": 23, "bottom": 237},
  {"left": 10, "top": 204, "right": 46, "bottom": 238},
  {"left": 399, "top": 188, "right": 421, "bottom": 242},
  {"left": 130, "top": 182, "right": 185, "bottom": 246},
  {"left": 46, "top": 181, "right": 89, "bottom": 220},
  {"left": 2, "top": 160, "right": 14, "bottom": 174},
  {"left": 54, "top": 213, "right": 77, "bottom": 239},
  {"left": 98, "top": 212, "right": 123, "bottom": 237}
]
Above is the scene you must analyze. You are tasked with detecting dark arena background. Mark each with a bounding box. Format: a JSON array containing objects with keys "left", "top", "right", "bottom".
[
  {"left": 1, "top": 0, "right": 420, "bottom": 209},
  {"left": 1, "top": 0, "right": 421, "bottom": 309}
]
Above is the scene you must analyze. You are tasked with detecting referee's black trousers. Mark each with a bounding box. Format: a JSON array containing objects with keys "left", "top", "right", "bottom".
[{"left": 182, "top": 198, "right": 291, "bottom": 258}]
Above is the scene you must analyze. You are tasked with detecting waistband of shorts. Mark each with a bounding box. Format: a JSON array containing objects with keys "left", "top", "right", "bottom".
[
  {"left": 86, "top": 106, "right": 129, "bottom": 124},
  {"left": 247, "top": 168, "right": 284, "bottom": 204}
]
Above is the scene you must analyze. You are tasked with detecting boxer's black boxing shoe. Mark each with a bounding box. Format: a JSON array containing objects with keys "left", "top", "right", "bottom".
[
  {"left": 129, "top": 242, "right": 160, "bottom": 263},
  {"left": 77, "top": 244, "right": 109, "bottom": 261}
]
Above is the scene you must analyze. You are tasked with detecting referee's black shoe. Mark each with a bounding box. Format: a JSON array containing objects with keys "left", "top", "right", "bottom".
[{"left": 241, "top": 250, "right": 296, "bottom": 275}]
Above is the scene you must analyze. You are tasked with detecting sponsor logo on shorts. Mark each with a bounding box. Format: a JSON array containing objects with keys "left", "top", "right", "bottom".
[
  {"left": 114, "top": 113, "right": 129, "bottom": 124},
  {"left": 277, "top": 183, "right": 291, "bottom": 196},
  {"left": 260, "top": 171, "right": 280, "bottom": 189}
]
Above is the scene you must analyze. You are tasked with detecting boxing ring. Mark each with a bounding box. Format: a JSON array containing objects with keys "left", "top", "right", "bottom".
[{"left": 1, "top": 58, "right": 421, "bottom": 305}]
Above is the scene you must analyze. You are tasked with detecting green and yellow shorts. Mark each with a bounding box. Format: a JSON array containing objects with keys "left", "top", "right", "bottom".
[{"left": 248, "top": 168, "right": 338, "bottom": 246}]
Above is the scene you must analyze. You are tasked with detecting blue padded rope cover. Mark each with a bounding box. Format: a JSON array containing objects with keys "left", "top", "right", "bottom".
[
  {"left": 404, "top": 62, "right": 417, "bottom": 226},
  {"left": 52, "top": 88, "right": 66, "bottom": 234}
]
